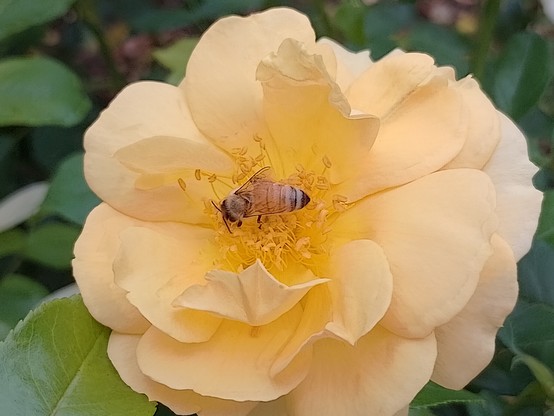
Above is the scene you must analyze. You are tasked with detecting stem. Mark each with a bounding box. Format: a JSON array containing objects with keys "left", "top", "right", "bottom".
[
  {"left": 74, "top": 0, "right": 126, "bottom": 92},
  {"left": 471, "top": 0, "right": 501, "bottom": 81}
]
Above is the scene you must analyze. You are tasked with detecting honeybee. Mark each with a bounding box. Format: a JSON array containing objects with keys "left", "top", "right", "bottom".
[{"left": 215, "top": 166, "right": 310, "bottom": 232}]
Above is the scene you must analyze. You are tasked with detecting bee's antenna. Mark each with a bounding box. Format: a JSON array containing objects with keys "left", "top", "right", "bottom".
[
  {"left": 211, "top": 200, "right": 232, "bottom": 233},
  {"left": 210, "top": 200, "right": 222, "bottom": 213}
]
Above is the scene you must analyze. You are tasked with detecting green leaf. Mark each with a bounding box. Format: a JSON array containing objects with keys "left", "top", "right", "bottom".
[
  {"left": 0, "top": 57, "right": 91, "bottom": 127},
  {"left": 490, "top": 32, "right": 550, "bottom": 120},
  {"left": 0, "top": 296, "right": 156, "bottom": 416},
  {"left": 0, "top": 0, "right": 76, "bottom": 42},
  {"left": 41, "top": 153, "right": 100, "bottom": 225},
  {"left": 362, "top": 1, "right": 416, "bottom": 59},
  {"left": 153, "top": 37, "right": 199, "bottom": 85},
  {"left": 499, "top": 300, "right": 554, "bottom": 368},
  {"left": 0, "top": 228, "right": 26, "bottom": 258},
  {"left": 517, "top": 239, "right": 554, "bottom": 307},
  {"left": 0, "top": 274, "right": 47, "bottom": 339},
  {"left": 333, "top": 1, "right": 366, "bottom": 48},
  {"left": 411, "top": 381, "right": 483, "bottom": 408},
  {"left": 405, "top": 22, "right": 471, "bottom": 77},
  {"left": 131, "top": 0, "right": 265, "bottom": 32},
  {"left": 513, "top": 354, "right": 554, "bottom": 400},
  {"left": 25, "top": 223, "right": 80, "bottom": 269},
  {"left": 537, "top": 191, "right": 554, "bottom": 246},
  {"left": 30, "top": 115, "right": 94, "bottom": 172}
]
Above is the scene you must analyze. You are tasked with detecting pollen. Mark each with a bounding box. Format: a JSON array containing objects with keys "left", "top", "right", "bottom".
[{"left": 208, "top": 144, "right": 349, "bottom": 280}]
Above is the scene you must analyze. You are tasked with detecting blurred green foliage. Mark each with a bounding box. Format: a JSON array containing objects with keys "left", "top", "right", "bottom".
[{"left": 0, "top": 0, "right": 552, "bottom": 415}]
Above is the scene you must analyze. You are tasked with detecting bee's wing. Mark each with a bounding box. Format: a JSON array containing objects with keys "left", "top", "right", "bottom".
[{"left": 234, "top": 166, "right": 272, "bottom": 195}]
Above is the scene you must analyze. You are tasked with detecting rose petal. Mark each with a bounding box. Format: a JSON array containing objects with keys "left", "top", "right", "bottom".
[
  {"left": 346, "top": 52, "right": 436, "bottom": 118},
  {"left": 484, "top": 113, "right": 541, "bottom": 260},
  {"left": 443, "top": 76, "right": 500, "bottom": 169},
  {"left": 113, "top": 225, "right": 222, "bottom": 343},
  {"left": 269, "top": 285, "right": 331, "bottom": 377},
  {"left": 174, "top": 259, "right": 328, "bottom": 326},
  {"left": 432, "top": 234, "right": 518, "bottom": 389},
  {"left": 325, "top": 239, "right": 393, "bottom": 345},
  {"left": 316, "top": 37, "right": 372, "bottom": 92},
  {"left": 72, "top": 203, "right": 149, "bottom": 334},
  {"left": 136, "top": 306, "right": 312, "bottom": 401},
  {"left": 84, "top": 81, "right": 226, "bottom": 223},
  {"left": 394, "top": 408, "right": 409, "bottom": 416},
  {"left": 339, "top": 61, "right": 466, "bottom": 200},
  {"left": 183, "top": 8, "right": 316, "bottom": 152},
  {"left": 286, "top": 326, "right": 437, "bottom": 416},
  {"left": 108, "top": 333, "right": 257, "bottom": 416},
  {"left": 333, "top": 169, "right": 497, "bottom": 337},
  {"left": 257, "top": 38, "right": 379, "bottom": 182}
]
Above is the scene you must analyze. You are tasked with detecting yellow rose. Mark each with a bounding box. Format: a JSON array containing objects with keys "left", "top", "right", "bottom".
[{"left": 73, "top": 7, "right": 542, "bottom": 416}]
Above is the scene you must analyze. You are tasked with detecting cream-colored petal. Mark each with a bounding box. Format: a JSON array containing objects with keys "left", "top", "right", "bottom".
[
  {"left": 270, "top": 285, "right": 332, "bottom": 376},
  {"left": 338, "top": 75, "right": 466, "bottom": 201},
  {"left": 484, "top": 113, "right": 542, "bottom": 260},
  {"left": 346, "top": 52, "right": 437, "bottom": 118},
  {"left": 174, "top": 259, "right": 328, "bottom": 326},
  {"left": 85, "top": 81, "right": 230, "bottom": 223},
  {"left": 316, "top": 37, "right": 372, "bottom": 92},
  {"left": 287, "top": 326, "right": 437, "bottom": 416},
  {"left": 325, "top": 240, "right": 393, "bottom": 345},
  {"left": 115, "top": 135, "right": 234, "bottom": 176},
  {"left": 72, "top": 204, "right": 149, "bottom": 334},
  {"left": 257, "top": 38, "right": 379, "bottom": 182},
  {"left": 333, "top": 169, "right": 497, "bottom": 338},
  {"left": 444, "top": 76, "right": 500, "bottom": 169},
  {"left": 113, "top": 225, "right": 222, "bottom": 343},
  {"left": 393, "top": 407, "right": 409, "bottom": 416},
  {"left": 183, "top": 8, "right": 315, "bottom": 152},
  {"left": 136, "top": 307, "right": 312, "bottom": 402},
  {"left": 108, "top": 333, "right": 257, "bottom": 416},
  {"left": 432, "top": 234, "right": 518, "bottom": 389}
]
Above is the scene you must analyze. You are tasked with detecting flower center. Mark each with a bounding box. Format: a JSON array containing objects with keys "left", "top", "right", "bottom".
[{"left": 204, "top": 141, "right": 348, "bottom": 279}]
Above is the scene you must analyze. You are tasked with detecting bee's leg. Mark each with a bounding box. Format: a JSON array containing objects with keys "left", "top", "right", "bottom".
[{"left": 237, "top": 220, "right": 243, "bottom": 227}]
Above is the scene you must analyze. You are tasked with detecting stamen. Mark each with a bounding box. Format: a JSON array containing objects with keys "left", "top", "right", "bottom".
[
  {"left": 194, "top": 169, "right": 202, "bottom": 180},
  {"left": 177, "top": 178, "right": 186, "bottom": 191},
  {"left": 209, "top": 148, "right": 347, "bottom": 279}
]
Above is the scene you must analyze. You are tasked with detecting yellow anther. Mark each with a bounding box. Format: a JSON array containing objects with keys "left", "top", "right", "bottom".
[
  {"left": 333, "top": 194, "right": 348, "bottom": 203},
  {"left": 177, "top": 178, "right": 186, "bottom": 191},
  {"left": 195, "top": 169, "right": 202, "bottom": 180},
  {"left": 322, "top": 155, "right": 332, "bottom": 168}
]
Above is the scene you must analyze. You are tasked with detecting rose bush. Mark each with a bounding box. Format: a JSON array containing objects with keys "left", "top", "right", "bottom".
[{"left": 73, "top": 7, "right": 542, "bottom": 416}]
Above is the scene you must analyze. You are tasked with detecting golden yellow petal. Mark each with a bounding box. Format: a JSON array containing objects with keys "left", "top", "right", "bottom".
[
  {"left": 182, "top": 8, "right": 315, "bottom": 152},
  {"left": 72, "top": 204, "right": 150, "bottom": 334},
  {"left": 108, "top": 333, "right": 257, "bottom": 416},
  {"left": 174, "top": 259, "right": 328, "bottom": 326},
  {"left": 84, "top": 81, "right": 225, "bottom": 223},
  {"left": 484, "top": 113, "right": 542, "bottom": 260},
  {"left": 444, "top": 76, "right": 501, "bottom": 169},
  {"left": 257, "top": 38, "right": 379, "bottom": 182},
  {"left": 136, "top": 308, "right": 312, "bottom": 402},
  {"left": 325, "top": 240, "right": 393, "bottom": 345},
  {"left": 113, "top": 225, "right": 222, "bottom": 343},
  {"left": 333, "top": 169, "right": 497, "bottom": 338},
  {"left": 337, "top": 75, "right": 466, "bottom": 201},
  {"left": 432, "top": 234, "right": 518, "bottom": 389},
  {"left": 286, "top": 326, "right": 437, "bottom": 416}
]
